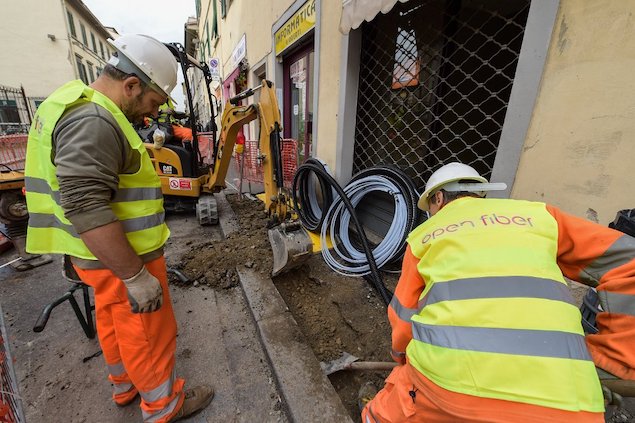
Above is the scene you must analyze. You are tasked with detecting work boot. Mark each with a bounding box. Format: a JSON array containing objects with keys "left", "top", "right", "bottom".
[
  {"left": 357, "top": 381, "right": 378, "bottom": 413},
  {"left": 168, "top": 385, "right": 214, "bottom": 422},
  {"left": 114, "top": 386, "right": 139, "bottom": 407}
]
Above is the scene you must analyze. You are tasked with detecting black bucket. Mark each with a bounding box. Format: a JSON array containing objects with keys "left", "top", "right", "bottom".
[{"left": 609, "top": 209, "right": 635, "bottom": 237}]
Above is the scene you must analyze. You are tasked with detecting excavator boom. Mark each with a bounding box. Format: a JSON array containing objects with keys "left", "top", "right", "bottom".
[{"left": 209, "top": 80, "right": 312, "bottom": 275}]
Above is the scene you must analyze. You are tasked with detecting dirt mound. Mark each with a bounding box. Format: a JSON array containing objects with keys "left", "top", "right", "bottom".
[
  {"left": 175, "top": 195, "right": 273, "bottom": 289},
  {"left": 276, "top": 256, "right": 397, "bottom": 420},
  {"left": 177, "top": 194, "right": 398, "bottom": 421}
]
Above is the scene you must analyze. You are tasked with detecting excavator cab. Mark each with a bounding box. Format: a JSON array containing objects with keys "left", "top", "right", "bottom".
[
  {"left": 139, "top": 42, "right": 220, "bottom": 223},
  {"left": 141, "top": 43, "right": 311, "bottom": 275}
]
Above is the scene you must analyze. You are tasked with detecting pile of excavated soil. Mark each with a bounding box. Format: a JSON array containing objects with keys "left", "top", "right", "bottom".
[
  {"left": 275, "top": 257, "right": 397, "bottom": 420},
  {"left": 176, "top": 194, "right": 398, "bottom": 421},
  {"left": 173, "top": 195, "right": 274, "bottom": 289}
]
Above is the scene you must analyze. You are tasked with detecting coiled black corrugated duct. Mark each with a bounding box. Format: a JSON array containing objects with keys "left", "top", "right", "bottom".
[
  {"left": 292, "top": 160, "right": 423, "bottom": 306},
  {"left": 292, "top": 158, "right": 334, "bottom": 232},
  {"left": 350, "top": 165, "right": 421, "bottom": 266}
]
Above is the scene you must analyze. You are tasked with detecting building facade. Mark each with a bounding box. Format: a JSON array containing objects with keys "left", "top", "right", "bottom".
[
  {"left": 0, "top": 0, "right": 116, "bottom": 131},
  {"left": 190, "top": 0, "right": 635, "bottom": 224}
]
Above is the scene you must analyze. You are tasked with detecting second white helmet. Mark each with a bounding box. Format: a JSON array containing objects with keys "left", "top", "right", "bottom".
[
  {"left": 417, "top": 162, "right": 507, "bottom": 211},
  {"left": 107, "top": 34, "right": 178, "bottom": 100}
]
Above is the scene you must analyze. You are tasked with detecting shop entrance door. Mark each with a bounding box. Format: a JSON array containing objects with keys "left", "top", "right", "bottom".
[{"left": 283, "top": 44, "right": 314, "bottom": 163}]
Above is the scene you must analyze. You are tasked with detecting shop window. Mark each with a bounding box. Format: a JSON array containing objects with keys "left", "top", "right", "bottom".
[
  {"left": 352, "top": 0, "right": 531, "bottom": 187},
  {"left": 223, "top": 65, "right": 249, "bottom": 139},
  {"left": 283, "top": 45, "right": 314, "bottom": 162}
]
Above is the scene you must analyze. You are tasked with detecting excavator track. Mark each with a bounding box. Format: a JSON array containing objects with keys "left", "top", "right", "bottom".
[{"left": 195, "top": 195, "right": 218, "bottom": 226}]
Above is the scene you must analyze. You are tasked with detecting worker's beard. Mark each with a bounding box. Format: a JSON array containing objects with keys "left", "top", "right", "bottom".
[{"left": 121, "top": 92, "right": 146, "bottom": 125}]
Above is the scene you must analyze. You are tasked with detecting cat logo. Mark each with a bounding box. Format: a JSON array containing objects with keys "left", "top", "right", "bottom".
[{"left": 160, "top": 163, "right": 174, "bottom": 175}]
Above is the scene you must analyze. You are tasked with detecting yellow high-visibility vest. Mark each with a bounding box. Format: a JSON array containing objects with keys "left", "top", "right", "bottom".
[
  {"left": 406, "top": 197, "right": 604, "bottom": 412},
  {"left": 24, "top": 80, "right": 169, "bottom": 259}
]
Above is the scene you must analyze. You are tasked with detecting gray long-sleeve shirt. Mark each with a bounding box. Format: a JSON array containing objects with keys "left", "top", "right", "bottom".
[{"left": 53, "top": 101, "right": 162, "bottom": 268}]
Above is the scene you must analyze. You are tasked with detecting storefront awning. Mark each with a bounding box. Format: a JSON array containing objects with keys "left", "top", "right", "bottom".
[{"left": 340, "top": 0, "right": 410, "bottom": 34}]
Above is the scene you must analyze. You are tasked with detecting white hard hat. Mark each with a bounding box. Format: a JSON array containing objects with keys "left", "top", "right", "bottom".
[
  {"left": 417, "top": 162, "right": 507, "bottom": 211},
  {"left": 107, "top": 34, "right": 178, "bottom": 101}
]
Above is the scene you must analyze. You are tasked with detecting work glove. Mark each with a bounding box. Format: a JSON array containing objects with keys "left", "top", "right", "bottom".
[
  {"left": 596, "top": 367, "right": 635, "bottom": 409},
  {"left": 153, "top": 128, "right": 166, "bottom": 149},
  {"left": 602, "top": 385, "right": 623, "bottom": 408},
  {"left": 122, "top": 266, "right": 163, "bottom": 313}
]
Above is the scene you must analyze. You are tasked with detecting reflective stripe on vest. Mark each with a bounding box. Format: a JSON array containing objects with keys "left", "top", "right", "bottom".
[
  {"left": 28, "top": 211, "right": 165, "bottom": 237},
  {"left": 25, "top": 176, "right": 162, "bottom": 203},
  {"left": 24, "top": 80, "right": 169, "bottom": 259},
  {"left": 405, "top": 197, "right": 604, "bottom": 412}
]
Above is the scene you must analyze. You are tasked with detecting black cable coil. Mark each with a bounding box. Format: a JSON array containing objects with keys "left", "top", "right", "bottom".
[{"left": 292, "top": 160, "right": 423, "bottom": 306}]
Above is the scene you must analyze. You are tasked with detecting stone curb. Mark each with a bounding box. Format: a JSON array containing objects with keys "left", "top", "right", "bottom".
[
  {"left": 237, "top": 269, "right": 353, "bottom": 423},
  {"left": 217, "top": 190, "right": 353, "bottom": 423}
]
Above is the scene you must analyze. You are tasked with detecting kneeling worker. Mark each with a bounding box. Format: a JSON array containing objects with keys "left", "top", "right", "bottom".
[
  {"left": 362, "top": 162, "right": 635, "bottom": 422},
  {"left": 24, "top": 34, "right": 214, "bottom": 422}
]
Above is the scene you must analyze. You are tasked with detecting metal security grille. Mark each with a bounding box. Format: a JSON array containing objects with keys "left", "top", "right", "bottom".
[
  {"left": 352, "top": 0, "right": 530, "bottom": 189},
  {"left": 0, "top": 85, "right": 32, "bottom": 135}
]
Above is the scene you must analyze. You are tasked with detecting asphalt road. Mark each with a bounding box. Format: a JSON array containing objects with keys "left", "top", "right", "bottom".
[{"left": 0, "top": 213, "right": 287, "bottom": 423}]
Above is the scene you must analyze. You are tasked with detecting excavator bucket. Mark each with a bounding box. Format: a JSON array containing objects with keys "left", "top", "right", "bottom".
[{"left": 268, "top": 221, "right": 313, "bottom": 276}]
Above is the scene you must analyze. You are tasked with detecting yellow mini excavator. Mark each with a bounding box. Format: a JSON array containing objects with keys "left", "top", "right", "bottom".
[{"left": 142, "top": 44, "right": 312, "bottom": 275}]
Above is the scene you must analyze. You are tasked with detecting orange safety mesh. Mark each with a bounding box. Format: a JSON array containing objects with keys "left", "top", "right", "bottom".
[
  {"left": 196, "top": 132, "right": 215, "bottom": 165},
  {"left": 1, "top": 310, "right": 23, "bottom": 422},
  {"left": 233, "top": 139, "right": 298, "bottom": 188},
  {"left": 0, "top": 135, "right": 27, "bottom": 171}
]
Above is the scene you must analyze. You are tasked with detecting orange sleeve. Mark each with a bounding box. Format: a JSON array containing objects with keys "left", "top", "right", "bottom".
[
  {"left": 388, "top": 245, "right": 426, "bottom": 364},
  {"left": 547, "top": 204, "right": 635, "bottom": 380}
]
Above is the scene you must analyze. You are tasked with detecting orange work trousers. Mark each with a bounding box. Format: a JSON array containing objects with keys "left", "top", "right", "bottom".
[
  {"left": 74, "top": 256, "right": 185, "bottom": 422},
  {"left": 362, "top": 363, "right": 604, "bottom": 423}
]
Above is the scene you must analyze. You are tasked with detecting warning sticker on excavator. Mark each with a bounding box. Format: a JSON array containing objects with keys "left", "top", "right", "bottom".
[{"left": 169, "top": 178, "right": 192, "bottom": 190}]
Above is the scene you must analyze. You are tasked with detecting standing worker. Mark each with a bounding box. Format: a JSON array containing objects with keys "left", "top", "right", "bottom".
[
  {"left": 24, "top": 34, "right": 214, "bottom": 422},
  {"left": 361, "top": 162, "right": 635, "bottom": 422}
]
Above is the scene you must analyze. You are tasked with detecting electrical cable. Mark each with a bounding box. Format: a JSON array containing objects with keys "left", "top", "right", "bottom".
[
  {"left": 292, "top": 160, "right": 392, "bottom": 305},
  {"left": 350, "top": 165, "right": 421, "bottom": 265},
  {"left": 292, "top": 158, "right": 334, "bottom": 232},
  {"left": 321, "top": 176, "right": 403, "bottom": 274},
  {"left": 292, "top": 161, "right": 423, "bottom": 306},
  {"left": 321, "top": 167, "right": 421, "bottom": 277}
]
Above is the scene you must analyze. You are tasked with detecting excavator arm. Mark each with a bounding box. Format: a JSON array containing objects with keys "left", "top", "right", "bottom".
[
  {"left": 207, "top": 80, "right": 312, "bottom": 275},
  {"left": 206, "top": 80, "right": 289, "bottom": 223}
]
